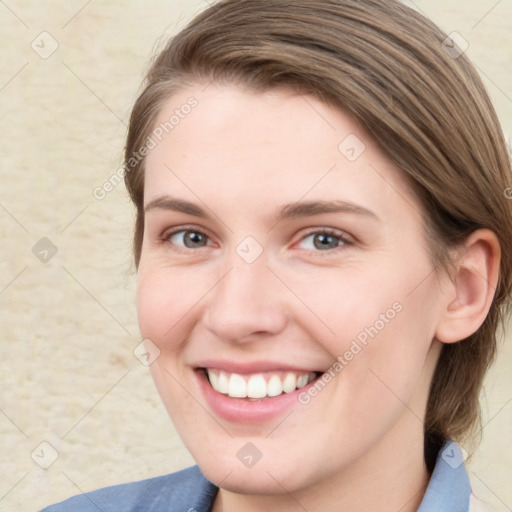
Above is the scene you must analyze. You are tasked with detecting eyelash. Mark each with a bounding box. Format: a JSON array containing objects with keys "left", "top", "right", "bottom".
[{"left": 160, "top": 226, "right": 353, "bottom": 254}]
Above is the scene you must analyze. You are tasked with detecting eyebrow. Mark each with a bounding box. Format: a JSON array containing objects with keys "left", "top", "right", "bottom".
[
  {"left": 144, "top": 196, "right": 379, "bottom": 223},
  {"left": 275, "top": 200, "right": 379, "bottom": 223},
  {"left": 144, "top": 197, "right": 208, "bottom": 217}
]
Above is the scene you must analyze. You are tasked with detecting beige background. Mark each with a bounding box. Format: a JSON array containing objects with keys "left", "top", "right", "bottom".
[{"left": 0, "top": 1, "right": 511, "bottom": 511}]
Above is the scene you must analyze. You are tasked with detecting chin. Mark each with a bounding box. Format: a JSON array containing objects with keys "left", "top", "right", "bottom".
[{"left": 201, "top": 460, "right": 310, "bottom": 495}]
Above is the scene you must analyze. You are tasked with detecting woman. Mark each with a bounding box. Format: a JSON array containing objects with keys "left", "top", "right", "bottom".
[{"left": 42, "top": 0, "right": 512, "bottom": 510}]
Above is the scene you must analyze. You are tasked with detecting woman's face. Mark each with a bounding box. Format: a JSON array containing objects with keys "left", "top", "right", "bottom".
[{"left": 137, "top": 83, "right": 447, "bottom": 494}]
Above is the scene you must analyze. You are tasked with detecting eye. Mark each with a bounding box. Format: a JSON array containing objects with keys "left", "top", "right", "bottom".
[
  {"left": 297, "top": 230, "right": 350, "bottom": 251},
  {"left": 165, "top": 229, "right": 211, "bottom": 249}
]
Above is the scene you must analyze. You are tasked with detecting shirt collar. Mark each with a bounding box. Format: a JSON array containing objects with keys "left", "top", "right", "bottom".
[{"left": 417, "top": 440, "right": 471, "bottom": 512}]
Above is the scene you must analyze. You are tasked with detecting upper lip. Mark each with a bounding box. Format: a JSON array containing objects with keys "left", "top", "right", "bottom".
[{"left": 194, "top": 359, "right": 323, "bottom": 374}]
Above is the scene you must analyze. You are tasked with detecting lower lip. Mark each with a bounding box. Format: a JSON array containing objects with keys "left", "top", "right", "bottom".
[{"left": 196, "top": 370, "right": 318, "bottom": 424}]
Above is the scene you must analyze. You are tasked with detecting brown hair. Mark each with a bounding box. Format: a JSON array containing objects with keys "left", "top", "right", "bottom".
[{"left": 124, "top": 0, "right": 512, "bottom": 465}]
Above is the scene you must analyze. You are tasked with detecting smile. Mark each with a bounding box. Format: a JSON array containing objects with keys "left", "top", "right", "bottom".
[
  {"left": 205, "top": 369, "right": 319, "bottom": 399},
  {"left": 195, "top": 364, "right": 325, "bottom": 423}
]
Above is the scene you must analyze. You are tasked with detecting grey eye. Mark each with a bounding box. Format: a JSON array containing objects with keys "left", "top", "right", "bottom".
[
  {"left": 170, "top": 230, "right": 209, "bottom": 248},
  {"left": 299, "top": 232, "right": 344, "bottom": 251}
]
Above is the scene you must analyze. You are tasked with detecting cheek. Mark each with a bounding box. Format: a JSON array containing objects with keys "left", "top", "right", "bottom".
[
  {"left": 280, "top": 264, "right": 405, "bottom": 354},
  {"left": 286, "top": 260, "right": 439, "bottom": 397},
  {"left": 136, "top": 265, "right": 204, "bottom": 345},
  {"left": 338, "top": 282, "right": 439, "bottom": 423},
  {"left": 292, "top": 247, "right": 436, "bottom": 341},
  {"left": 136, "top": 267, "right": 209, "bottom": 424}
]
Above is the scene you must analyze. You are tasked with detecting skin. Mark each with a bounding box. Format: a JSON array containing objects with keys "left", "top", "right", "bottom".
[{"left": 137, "top": 83, "right": 500, "bottom": 512}]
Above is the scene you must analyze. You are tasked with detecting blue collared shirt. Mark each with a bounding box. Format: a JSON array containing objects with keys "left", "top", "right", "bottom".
[
  {"left": 419, "top": 441, "right": 471, "bottom": 512},
  {"left": 40, "top": 441, "right": 472, "bottom": 511}
]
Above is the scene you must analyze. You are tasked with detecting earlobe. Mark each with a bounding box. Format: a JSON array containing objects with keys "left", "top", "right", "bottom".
[{"left": 435, "top": 229, "right": 501, "bottom": 344}]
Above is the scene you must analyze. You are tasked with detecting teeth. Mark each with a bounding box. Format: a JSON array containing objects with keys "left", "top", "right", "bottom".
[
  {"left": 247, "top": 374, "right": 267, "bottom": 398},
  {"left": 267, "top": 375, "right": 283, "bottom": 397},
  {"left": 282, "top": 372, "right": 297, "bottom": 393},
  {"left": 228, "top": 373, "right": 247, "bottom": 398},
  {"left": 208, "top": 370, "right": 219, "bottom": 391},
  {"left": 217, "top": 371, "right": 229, "bottom": 394},
  {"left": 296, "top": 374, "right": 309, "bottom": 388},
  {"left": 206, "top": 369, "right": 316, "bottom": 399}
]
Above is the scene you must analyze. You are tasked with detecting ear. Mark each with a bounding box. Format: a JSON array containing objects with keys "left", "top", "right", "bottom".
[{"left": 435, "top": 229, "right": 501, "bottom": 344}]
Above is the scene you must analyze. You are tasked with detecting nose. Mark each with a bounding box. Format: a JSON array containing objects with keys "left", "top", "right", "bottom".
[{"left": 202, "top": 257, "right": 288, "bottom": 343}]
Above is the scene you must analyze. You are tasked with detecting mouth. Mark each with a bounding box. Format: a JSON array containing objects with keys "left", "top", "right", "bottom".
[
  {"left": 200, "top": 368, "right": 322, "bottom": 401},
  {"left": 194, "top": 363, "right": 326, "bottom": 423}
]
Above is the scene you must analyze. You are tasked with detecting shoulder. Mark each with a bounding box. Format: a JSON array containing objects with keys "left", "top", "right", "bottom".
[{"left": 39, "top": 465, "right": 218, "bottom": 512}]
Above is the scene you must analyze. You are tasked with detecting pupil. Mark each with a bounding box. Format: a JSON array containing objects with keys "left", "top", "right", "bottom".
[
  {"left": 314, "top": 234, "right": 337, "bottom": 250},
  {"left": 185, "top": 232, "right": 205, "bottom": 247}
]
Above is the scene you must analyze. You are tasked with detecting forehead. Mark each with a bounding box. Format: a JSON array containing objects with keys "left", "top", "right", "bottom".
[{"left": 143, "top": 82, "right": 419, "bottom": 224}]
